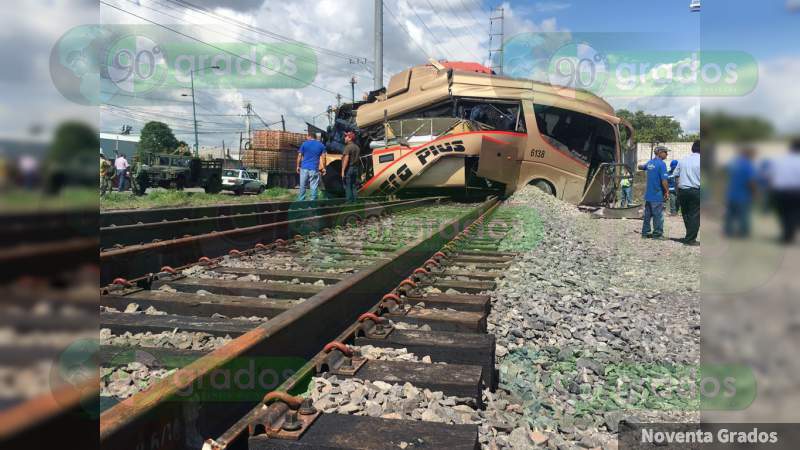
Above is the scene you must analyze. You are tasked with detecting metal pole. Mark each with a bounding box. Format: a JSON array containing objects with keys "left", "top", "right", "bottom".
[
  {"left": 351, "top": 76, "right": 356, "bottom": 103},
  {"left": 281, "top": 115, "right": 286, "bottom": 131},
  {"left": 374, "top": 0, "right": 383, "bottom": 90},
  {"left": 499, "top": 7, "right": 504, "bottom": 76},
  {"left": 191, "top": 70, "right": 199, "bottom": 157}
]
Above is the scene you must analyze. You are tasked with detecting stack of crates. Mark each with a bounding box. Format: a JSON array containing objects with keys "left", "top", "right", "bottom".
[{"left": 242, "top": 130, "right": 306, "bottom": 172}]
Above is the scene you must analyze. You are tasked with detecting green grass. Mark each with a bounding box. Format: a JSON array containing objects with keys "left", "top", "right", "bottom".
[
  {"left": 0, "top": 188, "right": 97, "bottom": 213},
  {"left": 100, "top": 187, "right": 296, "bottom": 211}
]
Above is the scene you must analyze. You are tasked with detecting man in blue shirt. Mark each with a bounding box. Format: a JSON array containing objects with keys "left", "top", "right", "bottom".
[
  {"left": 724, "top": 147, "right": 757, "bottom": 238},
  {"left": 296, "top": 133, "right": 327, "bottom": 201},
  {"left": 639, "top": 146, "right": 670, "bottom": 239}
]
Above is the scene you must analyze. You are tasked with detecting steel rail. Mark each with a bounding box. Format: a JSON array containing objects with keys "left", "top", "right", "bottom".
[
  {"left": 0, "top": 377, "right": 99, "bottom": 447},
  {"left": 100, "top": 198, "right": 411, "bottom": 249},
  {"left": 100, "top": 197, "right": 387, "bottom": 228},
  {"left": 0, "top": 237, "right": 98, "bottom": 283},
  {"left": 207, "top": 199, "right": 501, "bottom": 449},
  {"left": 100, "top": 197, "right": 441, "bottom": 285},
  {"left": 99, "top": 197, "right": 496, "bottom": 449},
  {"left": 0, "top": 209, "right": 96, "bottom": 247}
]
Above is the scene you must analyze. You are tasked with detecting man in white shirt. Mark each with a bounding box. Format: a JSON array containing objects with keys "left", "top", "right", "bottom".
[
  {"left": 768, "top": 139, "right": 800, "bottom": 243},
  {"left": 674, "top": 141, "right": 702, "bottom": 246},
  {"left": 114, "top": 153, "right": 129, "bottom": 192}
]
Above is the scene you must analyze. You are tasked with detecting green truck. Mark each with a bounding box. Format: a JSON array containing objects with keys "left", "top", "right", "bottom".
[{"left": 132, "top": 152, "right": 223, "bottom": 195}]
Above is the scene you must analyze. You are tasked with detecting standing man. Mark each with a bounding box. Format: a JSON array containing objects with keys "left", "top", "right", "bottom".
[
  {"left": 724, "top": 146, "right": 757, "bottom": 238},
  {"left": 296, "top": 132, "right": 326, "bottom": 201},
  {"left": 639, "top": 146, "right": 670, "bottom": 239},
  {"left": 767, "top": 139, "right": 800, "bottom": 243},
  {"left": 99, "top": 149, "right": 112, "bottom": 196},
  {"left": 341, "top": 131, "right": 361, "bottom": 203},
  {"left": 114, "top": 152, "right": 129, "bottom": 192},
  {"left": 674, "top": 140, "right": 702, "bottom": 246},
  {"left": 667, "top": 159, "right": 679, "bottom": 215},
  {"left": 620, "top": 176, "right": 633, "bottom": 208}
]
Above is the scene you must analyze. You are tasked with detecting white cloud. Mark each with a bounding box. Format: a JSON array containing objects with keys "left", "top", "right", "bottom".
[
  {"left": 702, "top": 57, "right": 800, "bottom": 135},
  {"left": 531, "top": 2, "right": 572, "bottom": 13}
]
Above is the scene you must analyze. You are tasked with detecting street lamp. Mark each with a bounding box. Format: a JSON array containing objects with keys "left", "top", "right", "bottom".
[{"left": 181, "top": 65, "right": 220, "bottom": 157}]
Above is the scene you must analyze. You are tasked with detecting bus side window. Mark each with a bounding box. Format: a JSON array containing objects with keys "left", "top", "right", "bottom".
[{"left": 533, "top": 104, "right": 615, "bottom": 165}]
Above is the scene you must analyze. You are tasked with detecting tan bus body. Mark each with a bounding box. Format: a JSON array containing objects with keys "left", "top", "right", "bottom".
[{"left": 350, "top": 62, "right": 632, "bottom": 204}]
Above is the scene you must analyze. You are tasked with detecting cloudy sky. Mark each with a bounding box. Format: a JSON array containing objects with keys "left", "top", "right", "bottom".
[{"left": 1, "top": 0, "right": 797, "bottom": 148}]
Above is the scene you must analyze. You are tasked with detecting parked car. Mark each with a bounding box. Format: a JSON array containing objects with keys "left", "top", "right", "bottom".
[{"left": 221, "top": 169, "right": 265, "bottom": 195}]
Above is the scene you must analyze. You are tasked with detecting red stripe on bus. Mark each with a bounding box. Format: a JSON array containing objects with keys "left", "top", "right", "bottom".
[{"left": 360, "top": 131, "right": 525, "bottom": 191}]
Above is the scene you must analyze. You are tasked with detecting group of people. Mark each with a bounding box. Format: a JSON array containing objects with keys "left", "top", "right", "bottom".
[
  {"left": 99, "top": 150, "right": 130, "bottom": 196},
  {"left": 295, "top": 131, "right": 361, "bottom": 202},
  {"left": 725, "top": 139, "right": 800, "bottom": 243},
  {"left": 640, "top": 141, "right": 702, "bottom": 246}
]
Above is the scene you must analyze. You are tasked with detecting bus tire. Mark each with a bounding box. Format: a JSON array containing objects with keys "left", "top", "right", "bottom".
[{"left": 531, "top": 179, "right": 555, "bottom": 196}]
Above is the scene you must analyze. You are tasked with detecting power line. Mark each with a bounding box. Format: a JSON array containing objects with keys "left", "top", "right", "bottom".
[
  {"left": 168, "top": 0, "right": 369, "bottom": 62},
  {"left": 470, "top": 0, "right": 493, "bottom": 14},
  {"left": 146, "top": 0, "right": 374, "bottom": 80},
  {"left": 383, "top": 2, "right": 433, "bottom": 60},
  {"left": 453, "top": 0, "right": 491, "bottom": 38},
  {"left": 101, "top": 106, "right": 244, "bottom": 132},
  {"left": 405, "top": 1, "right": 453, "bottom": 59},
  {"left": 100, "top": 0, "right": 341, "bottom": 96},
  {"left": 102, "top": 104, "right": 243, "bottom": 127},
  {"left": 423, "top": 0, "right": 482, "bottom": 61}
]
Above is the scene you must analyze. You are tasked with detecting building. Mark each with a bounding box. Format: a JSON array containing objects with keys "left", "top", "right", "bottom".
[
  {"left": 636, "top": 142, "right": 694, "bottom": 166},
  {"left": 100, "top": 133, "right": 139, "bottom": 159}
]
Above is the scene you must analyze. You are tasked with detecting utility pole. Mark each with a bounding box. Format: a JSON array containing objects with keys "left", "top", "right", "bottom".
[
  {"left": 183, "top": 65, "right": 220, "bottom": 157},
  {"left": 350, "top": 76, "right": 357, "bottom": 103},
  {"left": 488, "top": 7, "right": 505, "bottom": 75},
  {"left": 243, "top": 100, "right": 252, "bottom": 161},
  {"left": 374, "top": 0, "right": 383, "bottom": 90},
  {"left": 280, "top": 115, "right": 286, "bottom": 131}
]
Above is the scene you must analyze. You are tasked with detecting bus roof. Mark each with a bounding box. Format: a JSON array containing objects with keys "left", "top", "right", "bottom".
[{"left": 355, "top": 62, "right": 619, "bottom": 128}]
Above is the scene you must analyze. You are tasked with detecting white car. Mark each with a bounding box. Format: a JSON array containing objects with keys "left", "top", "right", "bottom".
[{"left": 221, "top": 169, "right": 265, "bottom": 195}]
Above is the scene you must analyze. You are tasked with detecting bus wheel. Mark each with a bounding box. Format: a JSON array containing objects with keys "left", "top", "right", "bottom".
[{"left": 531, "top": 179, "right": 555, "bottom": 196}]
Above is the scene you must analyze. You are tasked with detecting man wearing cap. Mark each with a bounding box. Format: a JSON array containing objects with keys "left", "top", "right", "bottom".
[
  {"left": 296, "top": 132, "right": 327, "bottom": 201},
  {"left": 340, "top": 132, "right": 361, "bottom": 203},
  {"left": 674, "top": 141, "right": 702, "bottom": 246},
  {"left": 639, "top": 146, "right": 670, "bottom": 239}
]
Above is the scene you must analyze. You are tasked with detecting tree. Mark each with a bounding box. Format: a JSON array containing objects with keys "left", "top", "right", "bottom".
[
  {"left": 700, "top": 111, "right": 774, "bottom": 142},
  {"left": 138, "top": 121, "right": 179, "bottom": 156},
  {"left": 616, "top": 109, "right": 684, "bottom": 147},
  {"left": 49, "top": 121, "right": 99, "bottom": 163}
]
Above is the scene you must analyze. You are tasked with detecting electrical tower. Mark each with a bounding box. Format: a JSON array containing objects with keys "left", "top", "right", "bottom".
[{"left": 488, "top": 6, "right": 504, "bottom": 75}]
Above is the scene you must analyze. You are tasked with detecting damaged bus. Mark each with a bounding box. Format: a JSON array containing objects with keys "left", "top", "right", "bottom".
[{"left": 321, "top": 60, "right": 634, "bottom": 206}]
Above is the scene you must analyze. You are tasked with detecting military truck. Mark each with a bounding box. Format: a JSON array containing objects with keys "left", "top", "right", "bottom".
[{"left": 133, "top": 151, "right": 223, "bottom": 195}]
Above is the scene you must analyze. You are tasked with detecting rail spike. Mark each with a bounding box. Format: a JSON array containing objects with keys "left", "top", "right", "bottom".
[{"left": 322, "top": 341, "right": 353, "bottom": 357}]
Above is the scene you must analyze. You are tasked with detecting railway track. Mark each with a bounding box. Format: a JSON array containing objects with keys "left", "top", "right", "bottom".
[
  {"left": 97, "top": 196, "right": 520, "bottom": 450},
  {"left": 100, "top": 197, "right": 435, "bottom": 285},
  {"left": 0, "top": 209, "right": 97, "bottom": 283},
  {"left": 100, "top": 197, "right": 389, "bottom": 249},
  {"left": 0, "top": 210, "right": 98, "bottom": 448}
]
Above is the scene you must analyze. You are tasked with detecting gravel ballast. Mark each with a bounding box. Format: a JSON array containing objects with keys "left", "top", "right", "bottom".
[{"left": 483, "top": 186, "right": 700, "bottom": 449}]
